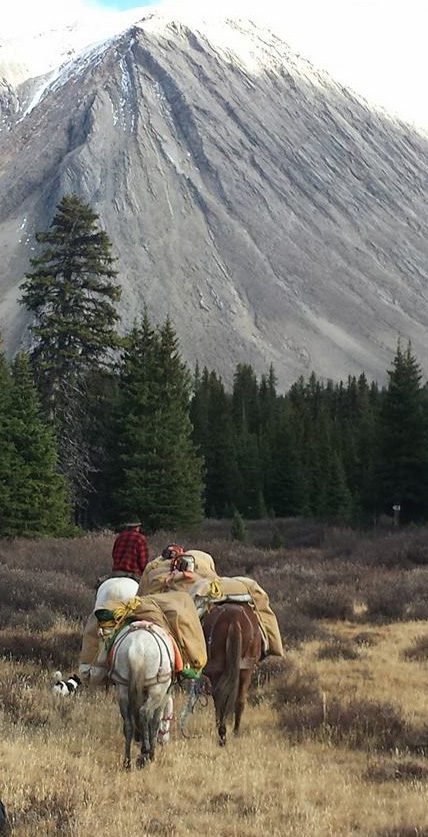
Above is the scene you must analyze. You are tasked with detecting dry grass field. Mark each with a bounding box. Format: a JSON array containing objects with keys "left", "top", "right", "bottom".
[{"left": 2, "top": 522, "right": 428, "bottom": 836}]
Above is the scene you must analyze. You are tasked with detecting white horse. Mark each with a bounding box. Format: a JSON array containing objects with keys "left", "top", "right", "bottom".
[{"left": 104, "top": 622, "right": 175, "bottom": 768}]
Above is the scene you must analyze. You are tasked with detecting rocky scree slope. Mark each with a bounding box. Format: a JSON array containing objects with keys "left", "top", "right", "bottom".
[{"left": 1, "top": 15, "right": 428, "bottom": 387}]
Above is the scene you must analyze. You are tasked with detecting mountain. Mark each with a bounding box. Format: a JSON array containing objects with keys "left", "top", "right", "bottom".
[{"left": 1, "top": 12, "right": 428, "bottom": 388}]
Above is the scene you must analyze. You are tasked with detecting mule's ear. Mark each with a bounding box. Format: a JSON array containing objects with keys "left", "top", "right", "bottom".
[{"left": 52, "top": 670, "right": 63, "bottom": 682}]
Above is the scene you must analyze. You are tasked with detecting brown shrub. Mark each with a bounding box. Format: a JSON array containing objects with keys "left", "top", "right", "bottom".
[
  {"left": 249, "top": 656, "right": 290, "bottom": 705},
  {"left": 364, "top": 759, "right": 428, "bottom": 783},
  {"left": 407, "top": 601, "right": 428, "bottom": 620},
  {"left": 355, "top": 528, "right": 428, "bottom": 569},
  {"left": 278, "top": 696, "right": 414, "bottom": 752},
  {"left": 253, "top": 655, "right": 290, "bottom": 685},
  {"left": 365, "top": 579, "right": 410, "bottom": 622},
  {"left": 25, "top": 607, "right": 57, "bottom": 633},
  {"left": 10, "top": 788, "right": 80, "bottom": 836},
  {"left": 0, "top": 534, "right": 112, "bottom": 581},
  {"left": 273, "top": 660, "right": 320, "bottom": 707},
  {"left": 373, "top": 829, "right": 428, "bottom": 837},
  {"left": 402, "top": 635, "right": 428, "bottom": 662},
  {"left": 0, "top": 673, "right": 50, "bottom": 728},
  {"left": 353, "top": 632, "right": 380, "bottom": 647},
  {"left": 322, "top": 526, "right": 363, "bottom": 558},
  {"left": 0, "top": 604, "right": 14, "bottom": 628},
  {"left": 0, "top": 564, "right": 92, "bottom": 621},
  {"left": 317, "top": 640, "right": 360, "bottom": 661},
  {"left": 0, "top": 628, "right": 81, "bottom": 667},
  {"left": 274, "top": 603, "right": 322, "bottom": 646},
  {"left": 208, "top": 793, "right": 233, "bottom": 812},
  {"left": 142, "top": 818, "right": 176, "bottom": 836},
  {"left": 299, "top": 585, "right": 354, "bottom": 620}
]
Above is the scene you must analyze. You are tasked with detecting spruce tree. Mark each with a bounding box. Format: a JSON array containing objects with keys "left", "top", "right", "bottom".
[
  {"left": 323, "top": 451, "right": 353, "bottom": 520},
  {"left": 111, "top": 315, "right": 204, "bottom": 531},
  {"left": 19, "top": 194, "right": 121, "bottom": 510},
  {"left": 0, "top": 346, "right": 14, "bottom": 531},
  {"left": 232, "top": 363, "right": 260, "bottom": 435},
  {"left": 0, "top": 354, "right": 71, "bottom": 536},
  {"left": 191, "top": 369, "right": 239, "bottom": 517},
  {"left": 377, "top": 341, "right": 428, "bottom": 522},
  {"left": 231, "top": 508, "right": 247, "bottom": 542},
  {"left": 269, "top": 404, "right": 306, "bottom": 517}
]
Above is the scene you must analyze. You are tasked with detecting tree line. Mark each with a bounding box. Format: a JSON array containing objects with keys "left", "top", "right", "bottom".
[{"left": 1, "top": 194, "right": 427, "bottom": 537}]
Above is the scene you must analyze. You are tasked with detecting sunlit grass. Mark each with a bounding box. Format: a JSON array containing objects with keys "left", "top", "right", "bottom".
[{"left": 2, "top": 529, "right": 428, "bottom": 835}]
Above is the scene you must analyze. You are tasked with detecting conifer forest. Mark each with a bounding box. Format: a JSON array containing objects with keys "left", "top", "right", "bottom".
[{"left": 2, "top": 195, "right": 428, "bottom": 537}]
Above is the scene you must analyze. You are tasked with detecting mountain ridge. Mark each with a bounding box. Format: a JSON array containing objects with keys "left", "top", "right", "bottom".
[{"left": 1, "top": 14, "right": 428, "bottom": 387}]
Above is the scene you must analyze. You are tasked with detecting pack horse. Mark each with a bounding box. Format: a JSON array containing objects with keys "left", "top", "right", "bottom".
[
  {"left": 105, "top": 621, "right": 175, "bottom": 768},
  {"left": 203, "top": 603, "right": 262, "bottom": 746}
]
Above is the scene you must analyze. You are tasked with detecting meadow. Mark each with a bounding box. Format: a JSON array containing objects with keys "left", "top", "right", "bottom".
[{"left": 1, "top": 521, "right": 428, "bottom": 836}]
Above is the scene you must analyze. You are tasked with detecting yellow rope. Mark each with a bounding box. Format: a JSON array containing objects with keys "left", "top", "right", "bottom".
[
  {"left": 208, "top": 579, "right": 223, "bottom": 599},
  {"left": 97, "top": 619, "right": 116, "bottom": 630},
  {"left": 113, "top": 596, "right": 142, "bottom": 625}
]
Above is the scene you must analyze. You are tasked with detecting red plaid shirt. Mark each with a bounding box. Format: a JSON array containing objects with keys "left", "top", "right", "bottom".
[{"left": 112, "top": 529, "right": 148, "bottom": 576}]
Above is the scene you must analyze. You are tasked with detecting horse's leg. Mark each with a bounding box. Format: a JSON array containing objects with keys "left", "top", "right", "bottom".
[
  {"left": 218, "top": 717, "right": 227, "bottom": 747},
  {"left": 136, "top": 689, "right": 164, "bottom": 767},
  {"left": 148, "top": 705, "right": 163, "bottom": 760},
  {"left": 233, "top": 670, "right": 251, "bottom": 736},
  {"left": 157, "top": 692, "right": 173, "bottom": 745},
  {"left": 136, "top": 701, "right": 151, "bottom": 768},
  {"left": 211, "top": 677, "right": 227, "bottom": 747},
  {"left": 118, "top": 686, "right": 133, "bottom": 769}
]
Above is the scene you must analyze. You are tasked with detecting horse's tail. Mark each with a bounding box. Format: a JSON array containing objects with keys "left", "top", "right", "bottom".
[
  {"left": 128, "top": 659, "right": 145, "bottom": 742},
  {"left": 214, "top": 619, "right": 241, "bottom": 723}
]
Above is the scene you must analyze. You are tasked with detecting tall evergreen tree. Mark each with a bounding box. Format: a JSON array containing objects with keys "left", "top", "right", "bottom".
[
  {"left": 0, "top": 354, "right": 71, "bottom": 536},
  {"left": 0, "top": 344, "right": 14, "bottom": 530},
  {"left": 191, "top": 370, "right": 239, "bottom": 517},
  {"left": 110, "top": 315, "right": 204, "bottom": 531},
  {"left": 232, "top": 363, "right": 260, "bottom": 435},
  {"left": 19, "top": 194, "right": 121, "bottom": 509},
  {"left": 235, "top": 427, "right": 262, "bottom": 517},
  {"left": 269, "top": 403, "right": 306, "bottom": 517},
  {"left": 377, "top": 341, "right": 428, "bottom": 522}
]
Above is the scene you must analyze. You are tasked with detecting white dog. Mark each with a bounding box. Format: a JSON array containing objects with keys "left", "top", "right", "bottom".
[{"left": 52, "top": 671, "right": 81, "bottom": 696}]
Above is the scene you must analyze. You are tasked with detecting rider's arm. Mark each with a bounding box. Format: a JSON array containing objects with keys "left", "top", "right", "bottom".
[{"left": 136, "top": 535, "right": 149, "bottom": 574}]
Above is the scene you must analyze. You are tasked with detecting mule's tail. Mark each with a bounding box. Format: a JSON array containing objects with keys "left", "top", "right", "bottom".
[
  {"left": 214, "top": 620, "right": 241, "bottom": 723},
  {"left": 128, "top": 661, "right": 146, "bottom": 742}
]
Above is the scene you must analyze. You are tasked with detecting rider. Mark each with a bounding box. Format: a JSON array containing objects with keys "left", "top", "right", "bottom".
[{"left": 111, "top": 519, "right": 149, "bottom": 581}]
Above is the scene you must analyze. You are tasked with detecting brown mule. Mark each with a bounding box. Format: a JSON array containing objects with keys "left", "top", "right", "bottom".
[{"left": 202, "top": 603, "right": 262, "bottom": 746}]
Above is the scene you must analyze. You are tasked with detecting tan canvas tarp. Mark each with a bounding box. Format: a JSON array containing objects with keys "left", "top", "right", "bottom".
[
  {"left": 191, "top": 576, "right": 283, "bottom": 657},
  {"left": 79, "top": 612, "right": 100, "bottom": 667},
  {"left": 138, "top": 550, "right": 217, "bottom": 595},
  {"left": 141, "top": 591, "right": 207, "bottom": 670},
  {"left": 86, "top": 591, "right": 207, "bottom": 671}
]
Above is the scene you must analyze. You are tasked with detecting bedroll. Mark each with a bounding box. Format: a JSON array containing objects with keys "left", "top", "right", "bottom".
[
  {"left": 190, "top": 576, "right": 283, "bottom": 657},
  {"left": 138, "top": 550, "right": 217, "bottom": 595}
]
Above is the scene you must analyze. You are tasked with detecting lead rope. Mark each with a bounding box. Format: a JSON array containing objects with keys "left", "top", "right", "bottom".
[
  {"left": 179, "top": 676, "right": 209, "bottom": 738},
  {"left": 179, "top": 605, "right": 218, "bottom": 737}
]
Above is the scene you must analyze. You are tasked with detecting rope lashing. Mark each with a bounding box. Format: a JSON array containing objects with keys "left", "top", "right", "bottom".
[{"left": 208, "top": 579, "right": 223, "bottom": 599}]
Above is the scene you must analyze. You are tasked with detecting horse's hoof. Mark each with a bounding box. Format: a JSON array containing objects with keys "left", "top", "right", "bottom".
[
  {"left": 123, "top": 759, "right": 131, "bottom": 770},
  {"left": 219, "top": 738, "right": 226, "bottom": 747},
  {"left": 136, "top": 755, "right": 149, "bottom": 769}
]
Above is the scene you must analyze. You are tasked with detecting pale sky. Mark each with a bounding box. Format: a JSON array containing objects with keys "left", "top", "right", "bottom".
[{"left": 3, "top": 0, "right": 428, "bottom": 128}]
